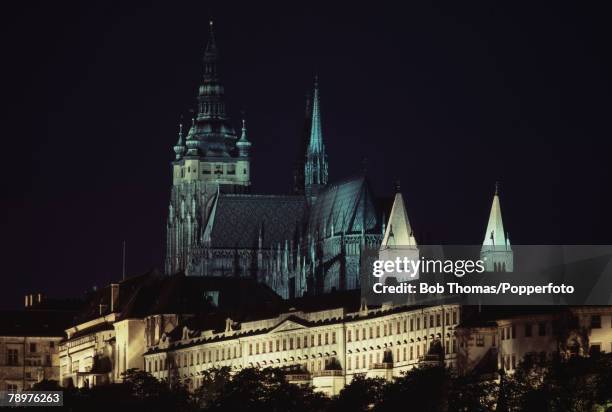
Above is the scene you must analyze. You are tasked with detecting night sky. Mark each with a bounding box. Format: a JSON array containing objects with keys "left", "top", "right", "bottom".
[{"left": 1, "top": 2, "right": 611, "bottom": 309}]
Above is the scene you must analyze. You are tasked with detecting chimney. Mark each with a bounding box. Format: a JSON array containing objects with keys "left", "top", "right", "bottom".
[
  {"left": 110, "top": 284, "right": 119, "bottom": 312},
  {"left": 24, "top": 295, "right": 29, "bottom": 308}
]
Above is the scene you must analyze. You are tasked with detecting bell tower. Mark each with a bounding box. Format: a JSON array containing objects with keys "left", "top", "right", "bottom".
[{"left": 165, "top": 21, "right": 251, "bottom": 275}]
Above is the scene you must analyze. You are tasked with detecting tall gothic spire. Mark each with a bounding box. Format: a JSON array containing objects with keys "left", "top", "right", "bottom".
[
  {"left": 482, "top": 182, "right": 509, "bottom": 248},
  {"left": 304, "top": 76, "right": 328, "bottom": 197}
]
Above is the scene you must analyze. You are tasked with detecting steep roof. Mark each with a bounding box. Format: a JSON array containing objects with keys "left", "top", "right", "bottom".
[
  {"left": 483, "top": 188, "right": 509, "bottom": 248},
  {"left": 381, "top": 191, "right": 416, "bottom": 248},
  {"left": 207, "top": 194, "right": 307, "bottom": 249},
  {"left": 121, "top": 273, "right": 283, "bottom": 319},
  {"left": 307, "top": 175, "right": 379, "bottom": 236}
]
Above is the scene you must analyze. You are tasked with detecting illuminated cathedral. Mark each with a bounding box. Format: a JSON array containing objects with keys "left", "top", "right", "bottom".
[
  {"left": 164, "top": 21, "right": 512, "bottom": 299},
  {"left": 164, "top": 21, "right": 388, "bottom": 298}
]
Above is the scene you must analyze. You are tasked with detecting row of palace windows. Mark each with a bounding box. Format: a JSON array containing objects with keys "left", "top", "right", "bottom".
[
  {"left": 146, "top": 331, "right": 340, "bottom": 373},
  {"left": 347, "top": 340, "right": 458, "bottom": 370},
  {"left": 147, "top": 344, "right": 243, "bottom": 373},
  {"left": 249, "top": 332, "right": 337, "bottom": 356},
  {"left": 501, "top": 322, "right": 548, "bottom": 340},
  {"left": 347, "top": 311, "right": 458, "bottom": 342}
]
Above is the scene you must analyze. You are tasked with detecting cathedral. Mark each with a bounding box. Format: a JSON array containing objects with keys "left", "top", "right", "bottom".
[{"left": 165, "top": 21, "right": 386, "bottom": 299}]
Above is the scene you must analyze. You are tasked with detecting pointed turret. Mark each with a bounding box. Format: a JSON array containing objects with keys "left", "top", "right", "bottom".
[
  {"left": 482, "top": 182, "right": 508, "bottom": 248},
  {"left": 304, "top": 76, "right": 328, "bottom": 198},
  {"left": 173, "top": 123, "right": 186, "bottom": 160},
  {"left": 378, "top": 182, "right": 419, "bottom": 283},
  {"left": 481, "top": 182, "right": 513, "bottom": 272},
  {"left": 236, "top": 118, "right": 252, "bottom": 157},
  {"left": 381, "top": 183, "right": 416, "bottom": 248}
]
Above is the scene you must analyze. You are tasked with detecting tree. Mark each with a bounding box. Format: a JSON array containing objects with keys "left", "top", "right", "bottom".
[
  {"left": 206, "top": 367, "right": 328, "bottom": 412},
  {"left": 193, "top": 366, "right": 231, "bottom": 409},
  {"left": 330, "top": 374, "right": 386, "bottom": 412},
  {"left": 375, "top": 366, "right": 451, "bottom": 412}
]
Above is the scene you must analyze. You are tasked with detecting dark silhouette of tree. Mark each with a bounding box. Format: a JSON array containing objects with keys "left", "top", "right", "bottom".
[
  {"left": 330, "top": 374, "right": 386, "bottom": 412},
  {"left": 206, "top": 367, "right": 328, "bottom": 412}
]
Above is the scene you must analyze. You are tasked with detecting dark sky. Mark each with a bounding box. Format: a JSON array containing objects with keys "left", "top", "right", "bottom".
[{"left": 1, "top": 1, "right": 610, "bottom": 309}]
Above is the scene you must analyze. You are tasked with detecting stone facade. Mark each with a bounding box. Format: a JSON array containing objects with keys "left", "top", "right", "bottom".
[
  {"left": 144, "top": 302, "right": 460, "bottom": 397},
  {"left": 0, "top": 335, "right": 62, "bottom": 391}
]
